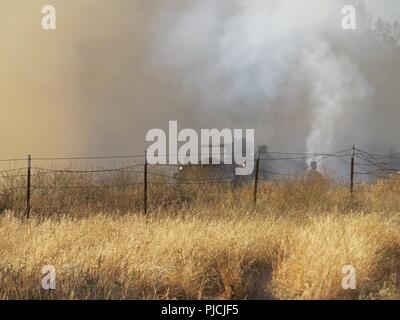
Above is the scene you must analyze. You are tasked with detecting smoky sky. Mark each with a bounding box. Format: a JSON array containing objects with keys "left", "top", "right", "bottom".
[{"left": 0, "top": 0, "right": 399, "bottom": 160}]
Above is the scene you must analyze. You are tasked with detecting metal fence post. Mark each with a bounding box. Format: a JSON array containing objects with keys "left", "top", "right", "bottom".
[
  {"left": 144, "top": 151, "right": 148, "bottom": 214},
  {"left": 350, "top": 146, "right": 355, "bottom": 195},
  {"left": 26, "top": 155, "right": 31, "bottom": 218},
  {"left": 253, "top": 153, "right": 260, "bottom": 208}
]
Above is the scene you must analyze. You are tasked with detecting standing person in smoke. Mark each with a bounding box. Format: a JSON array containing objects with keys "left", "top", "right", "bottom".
[{"left": 306, "top": 161, "right": 324, "bottom": 183}]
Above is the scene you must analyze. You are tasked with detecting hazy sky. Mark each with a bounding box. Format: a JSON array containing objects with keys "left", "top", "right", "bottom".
[{"left": 0, "top": 0, "right": 399, "bottom": 161}]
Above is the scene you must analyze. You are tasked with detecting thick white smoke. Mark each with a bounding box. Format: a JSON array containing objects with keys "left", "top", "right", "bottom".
[
  {"left": 301, "top": 42, "right": 374, "bottom": 161},
  {"left": 153, "top": 0, "right": 396, "bottom": 167},
  {"left": 218, "top": 0, "right": 375, "bottom": 162}
]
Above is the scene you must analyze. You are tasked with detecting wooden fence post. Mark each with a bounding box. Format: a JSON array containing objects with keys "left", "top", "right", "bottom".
[{"left": 26, "top": 154, "right": 31, "bottom": 219}]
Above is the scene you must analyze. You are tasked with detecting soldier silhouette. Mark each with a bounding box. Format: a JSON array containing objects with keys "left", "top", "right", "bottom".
[{"left": 306, "top": 161, "right": 324, "bottom": 182}]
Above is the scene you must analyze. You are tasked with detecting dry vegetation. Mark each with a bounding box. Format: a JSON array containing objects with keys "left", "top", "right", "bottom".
[{"left": 1, "top": 171, "right": 400, "bottom": 300}]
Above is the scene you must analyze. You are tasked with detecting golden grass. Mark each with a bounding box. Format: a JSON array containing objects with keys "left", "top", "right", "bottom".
[{"left": 1, "top": 176, "right": 400, "bottom": 300}]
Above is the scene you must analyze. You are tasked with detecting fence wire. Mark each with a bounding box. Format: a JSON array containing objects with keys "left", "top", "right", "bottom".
[{"left": 1, "top": 148, "right": 400, "bottom": 215}]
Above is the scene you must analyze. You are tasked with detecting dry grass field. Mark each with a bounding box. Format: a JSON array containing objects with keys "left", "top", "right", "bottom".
[{"left": 1, "top": 173, "right": 400, "bottom": 300}]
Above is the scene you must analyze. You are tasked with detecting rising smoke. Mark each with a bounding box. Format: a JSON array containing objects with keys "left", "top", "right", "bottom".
[
  {"left": 0, "top": 0, "right": 399, "bottom": 167},
  {"left": 153, "top": 0, "right": 396, "bottom": 161}
]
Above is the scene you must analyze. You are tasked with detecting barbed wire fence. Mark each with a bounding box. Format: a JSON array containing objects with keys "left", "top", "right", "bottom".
[{"left": 1, "top": 146, "right": 400, "bottom": 218}]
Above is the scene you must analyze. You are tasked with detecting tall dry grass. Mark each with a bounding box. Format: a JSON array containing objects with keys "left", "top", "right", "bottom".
[{"left": 1, "top": 173, "right": 400, "bottom": 300}]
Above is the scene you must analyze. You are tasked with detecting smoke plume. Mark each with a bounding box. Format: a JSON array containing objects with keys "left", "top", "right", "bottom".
[{"left": 0, "top": 0, "right": 399, "bottom": 170}]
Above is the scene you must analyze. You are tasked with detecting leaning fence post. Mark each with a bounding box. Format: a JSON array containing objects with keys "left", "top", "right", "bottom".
[
  {"left": 253, "top": 152, "right": 260, "bottom": 208},
  {"left": 144, "top": 151, "right": 148, "bottom": 214},
  {"left": 26, "top": 154, "right": 31, "bottom": 219}
]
